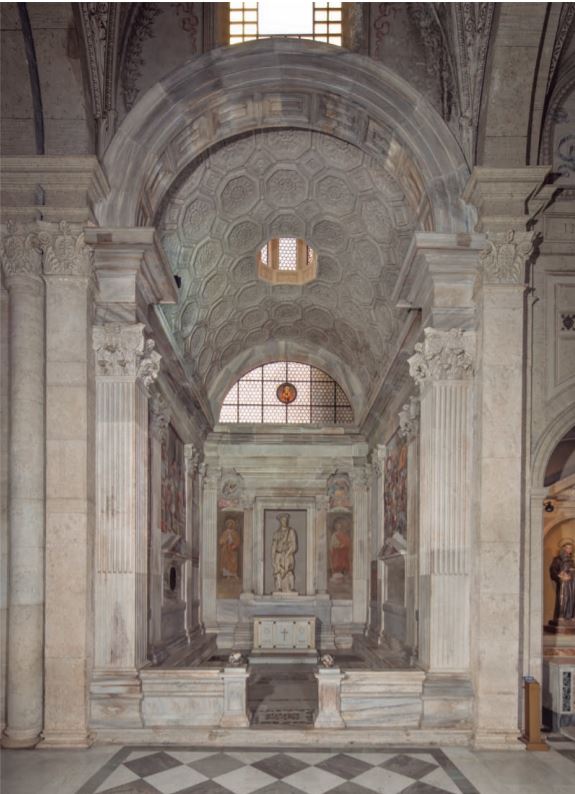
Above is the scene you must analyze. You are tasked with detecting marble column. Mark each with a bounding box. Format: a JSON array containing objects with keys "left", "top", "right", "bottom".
[
  {"left": 184, "top": 444, "right": 201, "bottom": 639},
  {"left": 368, "top": 447, "right": 385, "bottom": 643},
  {"left": 463, "top": 166, "right": 549, "bottom": 748},
  {"left": 352, "top": 467, "right": 370, "bottom": 627},
  {"left": 91, "top": 323, "right": 160, "bottom": 726},
  {"left": 201, "top": 467, "right": 220, "bottom": 632},
  {"left": 315, "top": 495, "right": 329, "bottom": 595},
  {"left": 149, "top": 393, "right": 170, "bottom": 660},
  {"left": 474, "top": 230, "right": 535, "bottom": 746},
  {"left": 0, "top": 224, "right": 45, "bottom": 748},
  {"left": 399, "top": 398, "right": 420, "bottom": 655},
  {"left": 408, "top": 328, "right": 475, "bottom": 673},
  {"left": 241, "top": 497, "right": 254, "bottom": 595},
  {"left": 40, "top": 222, "right": 96, "bottom": 747}
]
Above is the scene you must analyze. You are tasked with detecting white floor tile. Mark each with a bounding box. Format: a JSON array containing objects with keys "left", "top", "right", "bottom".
[
  {"left": 214, "top": 765, "right": 277, "bottom": 794},
  {"left": 420, "top": 766, "right": 462, "bottom": 794},
  {"left": 226, "top": 751, "right": 276, "bottom": 764},
  {"left": 285, "top": 751, "right": 335, "bottom": 765},
  {"left": 352, "top": 766, "right": 410, "bottom": 794},
  {"left": 165, "top": 749, "right": 218, "bottom": 764},
  {"left": 144, "top": 764, "right": 208, "bottom": 794},
  {"left": 282, "top": 766, "right": 346, "bottom": 794},
  {"left": 96, "top": 766, "right": 140, "bottom": 793}
]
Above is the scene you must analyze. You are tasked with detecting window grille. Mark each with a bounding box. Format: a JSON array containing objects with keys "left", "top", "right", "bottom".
[
  {"left": 229, "top": 2, "right": 342, "bottom": 46},
  {"left": 257, "top": 238, "right": 317, "bottom": 285},
  {"left": 219, "top": 361, "right": 354, "bottom": 424}
]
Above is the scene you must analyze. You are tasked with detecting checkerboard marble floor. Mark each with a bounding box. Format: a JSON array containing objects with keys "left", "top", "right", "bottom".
[
  {"left": 76, "top": 747, "right": 476, "bottom": 794},
  {"left": 3, "top": 736, "right": 575, "bottom": 794}
]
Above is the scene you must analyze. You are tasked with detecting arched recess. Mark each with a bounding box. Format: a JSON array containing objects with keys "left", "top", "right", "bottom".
[
  {"left": 209, "top": 339, "right": 366, "bottom": 424},
  {"left": 525, "top": 405, "right": 575, "bottom": 685},
  {"left": 96, "top": 39, "right": 472, "bottom": 233}
]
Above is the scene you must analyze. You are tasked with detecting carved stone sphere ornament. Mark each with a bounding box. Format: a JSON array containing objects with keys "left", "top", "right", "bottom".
[{"left": 277, "top": 382, "right": 297, "bottom": 404}]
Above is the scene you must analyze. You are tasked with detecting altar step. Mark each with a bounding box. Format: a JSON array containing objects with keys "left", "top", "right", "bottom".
[{"left": 247, "top": 665, "right": 317, "bottom": 728}]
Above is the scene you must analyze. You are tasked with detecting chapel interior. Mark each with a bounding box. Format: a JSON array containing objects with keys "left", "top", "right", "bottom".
[{"left": 1, "top": 1, "right": 575, "bottom": 771}]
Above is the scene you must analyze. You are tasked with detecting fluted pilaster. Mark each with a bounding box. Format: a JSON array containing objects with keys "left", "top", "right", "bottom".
[
  {"left": 93, "top": 323, "right": 160, "bottom": 671},
  {"left": 409, "top": 328, "right": 474, "bottom": 672},
  {"left": 352, "top": 467, "right": 370, "bottom": 626},
  {"left": 201, "top": 468, "right": 219, "bottom": 630}
]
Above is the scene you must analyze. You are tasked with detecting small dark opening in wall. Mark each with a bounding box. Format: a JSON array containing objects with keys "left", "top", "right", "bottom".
[{"left": 169, "top": 566, "right": 177, "bottom": 591}]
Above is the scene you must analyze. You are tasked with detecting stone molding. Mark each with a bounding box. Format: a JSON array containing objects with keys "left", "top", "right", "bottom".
[
  {"left": 479, "top": 229, "right": 535, "bottom": 284},
  {"left": 92, "top": 323, "right": 161, "bottom": 390},
  {"left": 149, "top": 393, "right": 170, "bottom": 443},
  {"left": 0, "top": 221, "right": 42, "bottom": 278},
  {"left": 399, "top": 396, "right": 420, "bottom": 440},
  {"left": 408, "top": 328, "right": 474, "bottom": 385}
]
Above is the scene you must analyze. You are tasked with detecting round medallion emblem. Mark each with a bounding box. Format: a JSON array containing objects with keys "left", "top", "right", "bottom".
[{"left": 277, "top": 382, "right": 297, "bottom": 404}]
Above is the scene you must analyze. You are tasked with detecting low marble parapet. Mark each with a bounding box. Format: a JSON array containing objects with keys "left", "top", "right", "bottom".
[
  {"left": 90, "top": 672, "right": 144, "bottom": 729},
  {"left": 422, "top": 673, "right": 474, "bottom": 728},
  {"left": 341, "top": 670, "right": 425, "bottom": 727},
  {"left": 140, "top": 669, "right": 224, "bottom": 727}
]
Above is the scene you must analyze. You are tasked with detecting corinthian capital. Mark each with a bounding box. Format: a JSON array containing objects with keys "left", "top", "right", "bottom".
[
  {"left": 480, "top": 229, "right": 535, "bottom": 284},
  {"left": 408, "top": 328, "right": 474, "bottom": 385},
  {"left": 0, "top": 221, "right": 42, "bottom": 278},
  {"left": 39, "top": 221, "right": 93, "bottom": 276},
  {"left": 93, "top": 323, "right": 145, "bottom": 377}
]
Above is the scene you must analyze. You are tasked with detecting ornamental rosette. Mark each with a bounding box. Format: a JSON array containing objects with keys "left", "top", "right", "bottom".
[{"left": 408, "top": 328, "right": 475, "bottom": 385}]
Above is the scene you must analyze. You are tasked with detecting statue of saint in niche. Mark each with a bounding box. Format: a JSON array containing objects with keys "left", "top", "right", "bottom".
[
  {"left": 219, "top": 517, "right": 241, "bottom": 579},
  {"left": 550, "top": 538, "right": 575, "bottom": 624},
  {"left": 272, "top": 513, "right": 298, "bottom": 593},
  {"left": 330, "top": 516, "right": 351, "bottom": 580}
]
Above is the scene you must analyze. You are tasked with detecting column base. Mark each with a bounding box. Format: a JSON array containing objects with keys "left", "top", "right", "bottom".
[
  {"left": 39, "top": 730, "right": 94, "bottom": 749},
  {"left": 1, "top": 730, "right": 42, "bottom": 749}
]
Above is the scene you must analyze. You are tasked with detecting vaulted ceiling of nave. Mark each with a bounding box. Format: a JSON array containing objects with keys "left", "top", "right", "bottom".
[{"left": 158, "top": 128, "right": 415, "bottom": 417}]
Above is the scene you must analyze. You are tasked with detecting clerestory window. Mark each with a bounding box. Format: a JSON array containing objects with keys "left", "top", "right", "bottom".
[
  {"left": 258, "top": 238, "right": 317, "bottom": 284},
  {"left": 229, "top": 2, "right": 342, "bottom": 47},
  {"left": 219, "top": 362, "right": 354, "bottom": 424}
]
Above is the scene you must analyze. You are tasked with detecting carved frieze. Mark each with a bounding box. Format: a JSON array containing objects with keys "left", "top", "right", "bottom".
[
  {"left": 0, "top": 221, "right": 42, "bottom": 278},
  {"left": 184, "top": 443, "right": 200, "bottom": 476},
  {"left": 408, "top": 328, "right": 475, "bottom": 385},
  {"left": 398, "top": 396, "right": 420, "bottom": 441},
  {"left": 93, "top": 323, "right": 161, "bottom": 390},
  {"left": 480, "top": 229, "right": 535, "bottom": 284},
  {"left": 150, "top": 392, "right": 170, "bottom": 443}
]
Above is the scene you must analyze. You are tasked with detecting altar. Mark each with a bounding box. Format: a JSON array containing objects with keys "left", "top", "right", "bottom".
[{"left": 251, "top": 615, "right": 318, "bottom": 663}]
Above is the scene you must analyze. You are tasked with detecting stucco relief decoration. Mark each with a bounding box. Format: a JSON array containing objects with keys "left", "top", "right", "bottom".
[
  {"left": 39, "top": 221, "right": 92, "bottom": 276},
  {"left": 408, "top": 328, "right": 474, "bottom": 385},
  {"left": 218, "top": 470, "right": 245, "bottom": 510},
  {"left": 173, "top": 3, "right": 199, "bottom": 51},
  {"left": 0, "top": 221, "right": 42, "bottom": 278},
  {"left": 398, "top": 396, "right": 419, "bottom": 441},
  {"left": 327, "top": 471, "right": 352, "bottom": 512},
  {"left": 92, "top": 323, "right": 160, "bottom": 386},
  {"left": 480, "top": 229, "right": 535, "bottom": 284},
  {"left": 150, "top": 393, "right": 170, "bottom": 443},
  {"left": 121, "top": 4, "right": 162, "bottom": 110},
  {"left": 137, "top": 339, "right": 162, "bottom": 391}
]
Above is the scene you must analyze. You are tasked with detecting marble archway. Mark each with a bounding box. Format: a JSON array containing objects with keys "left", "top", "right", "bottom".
[{"left": 96, "top": 39, "right": 472, "bottom": 234}]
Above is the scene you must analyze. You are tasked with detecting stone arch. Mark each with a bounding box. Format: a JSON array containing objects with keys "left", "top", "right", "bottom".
[
  {"left": 209, "top": 339, "right": 365, "bottom": 424},
  {"left": 97, "top": 39, "right": 472, "bottom": 233},
  {"left": 532, "top": 405, "right": 575, "bottom": 489}
]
